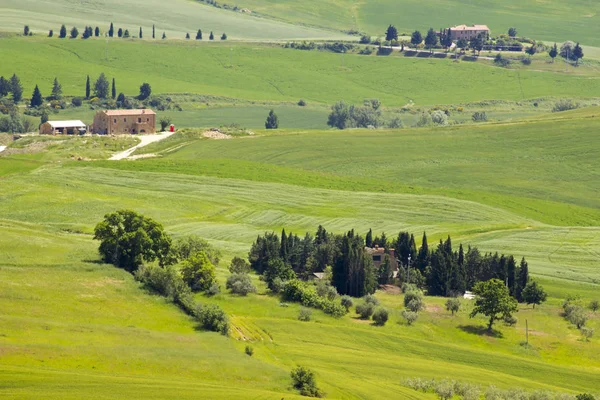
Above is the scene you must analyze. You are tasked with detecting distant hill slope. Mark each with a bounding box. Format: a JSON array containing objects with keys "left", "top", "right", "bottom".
[
  {"left": 191, "top": 0, "right": 600, "bottom": 46},
  {"left": 0, "top": 0, "right": 347, "bottom": 40}
]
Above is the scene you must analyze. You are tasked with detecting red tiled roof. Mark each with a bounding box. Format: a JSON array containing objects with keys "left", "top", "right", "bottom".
[{"left": 102, "top": 109, "right": 156, "bottom": 116}]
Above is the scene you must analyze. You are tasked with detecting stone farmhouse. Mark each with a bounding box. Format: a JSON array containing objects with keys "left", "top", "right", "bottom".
[
  {"left": 39, "top": 120, "right": 87, "bottom": 135},
  {"left": 365, "top": 246, "right": 399, "bottom": 271},
  {"left": 444, "top": 24, "right": 490, "bottom": 41},
  {"left": 92, "top": 109, "right": 156, "bottom": 135}
]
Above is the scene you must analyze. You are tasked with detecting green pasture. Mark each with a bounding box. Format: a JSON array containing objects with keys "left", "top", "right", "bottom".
[
  {"left": 0, "top": 0, "right": 345, "bottom": 40},
  {"left": 1, "top": 37, "right": 600, "bottom": 108}
]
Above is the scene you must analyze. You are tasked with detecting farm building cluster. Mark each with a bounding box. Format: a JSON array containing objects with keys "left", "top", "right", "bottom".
[{"left": 40, "top": 109, "right": 156, "bottom": 135}]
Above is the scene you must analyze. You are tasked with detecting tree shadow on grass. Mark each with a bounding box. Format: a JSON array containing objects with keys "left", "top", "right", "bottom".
[
  {"left": 403, "top": 50, "right": 418, "bottom": 57},
  {"left": 83, "top": 259, "right": 105, "bottom": 265},
  {"left": 457, "top": 324, "right": 504, "bottom": 338}
]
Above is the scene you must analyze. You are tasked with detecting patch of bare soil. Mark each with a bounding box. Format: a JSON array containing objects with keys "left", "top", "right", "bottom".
[
  {"left": 81, "top": 277, "right": 124, "bottom": 288},
  {"left": 1, "top": 140, "right": 57, "bottom": 156},
  {"left": 426, "top": 304, "right": 443, "bottom": 313},
  {"left": 379, "top": 284, "right": 401, "bottom": 295},
  {"left": 202, "top": 129, "right": 232, "bottom": 140}
]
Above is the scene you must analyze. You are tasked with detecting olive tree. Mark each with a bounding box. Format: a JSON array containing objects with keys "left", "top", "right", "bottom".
[{"left": 470, "top": 278, "right": 518, "bottom": 331}]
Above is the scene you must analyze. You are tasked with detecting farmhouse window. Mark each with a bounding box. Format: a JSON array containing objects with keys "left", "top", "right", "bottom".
[
  {"left": 124, "top": 118, "right": 127, "bottom": 122},
  {"left": 138, "top": 118, "right": 142, "bottom": 123},
  {"left": 114, "top": 119, "right": 117, "bottom": 123}
]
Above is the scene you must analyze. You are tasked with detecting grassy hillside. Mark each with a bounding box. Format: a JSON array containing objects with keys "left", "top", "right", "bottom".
[
  {"left": 1, "top": 37, "right": 599, "bottom": 108},
  {"left": 0, "top": 0, "right": 346, "bottom": 40}
]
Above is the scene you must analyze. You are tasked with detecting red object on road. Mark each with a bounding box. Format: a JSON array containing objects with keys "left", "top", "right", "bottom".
[{"left": 169, "top": 124, "right": 175, "bottom": 132}]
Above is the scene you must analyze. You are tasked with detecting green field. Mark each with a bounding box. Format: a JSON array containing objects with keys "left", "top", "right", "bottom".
[
  {"left": 2, "top": 37, "right": 600, "bottom": 109},
  {"left": 0, "top": 0, "right": 346, "bottom": 40},
  {"left": 1, "top": 107, "right": 600, "bottom": 398}
]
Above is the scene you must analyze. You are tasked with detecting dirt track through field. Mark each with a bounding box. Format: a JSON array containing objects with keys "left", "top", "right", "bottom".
[{"left": 109, "top": 132, "right": 174, "bottom": 160}]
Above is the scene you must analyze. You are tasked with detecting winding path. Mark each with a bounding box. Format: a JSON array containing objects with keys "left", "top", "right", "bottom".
[{"left": 109, "top": 132, "right": 174, "bottom": 161}]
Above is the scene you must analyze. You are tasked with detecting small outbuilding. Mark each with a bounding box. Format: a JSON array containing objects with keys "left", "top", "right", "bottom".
[{"left": 40, "top": 120, "right": 87, "bottom": 135}]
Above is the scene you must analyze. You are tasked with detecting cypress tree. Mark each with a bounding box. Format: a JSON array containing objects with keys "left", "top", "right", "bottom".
[
  {"left": 109, "top": 22, "right": 114, "bottom": 37},
  {"left": 30, "top": 85, "right": 43, "bottom": 107},
  {"left": 152, "top": 24, "right": 155, "bottom": 39},
  {"left": 0, "top": 76, "right": 9, "bottom": 98},
  {"left": 506, "top": 256, "right": 516, "bottom": 297},
  {"left": 162, "top": 32, "right": 166, "bottom": 39},
  {"left": 549, "top": 43, "right": 558, "bottom": 63},
  {"left": 70, "top": 26, "right": 79, "bottom": 39},
  {"left": 409, "top": 234, "right": 417, "bottom": 260},
  {"left": 280, "top": 229, "right": 288, "bottom": 261},
  {"left": 365, "top": 229, "right": 373, "bottom": 248},
  {"left": 117, "top": 28, "right": 123, "bottom": 38},
  {"left": 95, "top": 27, "right": 100, "bottom": 37},
  {"left": 111, "top": 78, "right": 116, "bottom": 99},
  {"left": 51, "top": 77, "right": 62, "bottom": 100},
  {"left": 265, "top": 109, "right": 279, "bottom": 129},
  {"left": 415, "top": 232, "right": 429, "bottom": 272},
  {"left": 209, "top": 31, "right": 214, "bottom": 40},
  {"left": 139, "top": 27, "right": 143, "bottom": 39},
  {"left": 10, "top": 74, "right": 23, "bottom": 103},
  {"left": 516, "top": 257, "right": 529, "bottom": 301},
  {"left": 196, "top": 29, "right": 202, "bottom": 40},
  {"left": 59, "top": 25, "right": 67, "bottom": 38},
  {"left": 186, "top": 33, "right": 190, "bottom": 39},
  {"left": 48, "top": 29, "right": 54, "bottom": 37},
  {"left": 379, "top": 232, "right": 388, "bottom": 248},
  {"left": 85, "top": 75, "right": 91, "bottom": 99}
]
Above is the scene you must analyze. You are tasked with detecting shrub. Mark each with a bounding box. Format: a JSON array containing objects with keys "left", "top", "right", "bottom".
[
  {"left": 581, "top": 327, "right": 594, "bottom": 342},
  {"left": 415, "top": 113, "right": 432, "bottom": 127},
  {"left": 228, "top": 256, "right": 251, "bottom": 274},
  {"left": 195, "top": 304, "right": 229, "bottom": 335},
  {"left": 340, "top": 295, "right": 353, "bottom": 311},
  {"left": 298, "top": 99, "right": 307, "bottom": 106},
  {"left": 316, "top": 281, "right": 337, "bottom": 300},
  {"left": 245, "top": 345, "right": 254, "bottom": 356},
  {"left": 372, "top": 308, "right": 389, "bottom": 326},
  {"left": 590, "top": 300, "right": 600, "bottom": 312},
  {"left": 431, "top": 110, "right": 448, "bottom": 126},
  {"left": 402, "top": 309, "right": 418, "bottom": 325},
  {"left": 322, "top": 300, "right": 346, "bottom": 318},
  {"left": 174, "top": 235, "right": 221, "bottom": 265},
  {"left": 359, "top": 35, "right": 371, "bottom": 44},
  {"left": 503, "top": 314, "right": 518, "bottom": 326},
  {"left": 358, "top": 46, "right": 374, "bottom": 55},
  {"left": 71, "top": 97, "right": 83, "bottom": 107},
  {"left": 226, "top": 273, "right": 257, "bottom": 296},
  {"left": 472, "top": 111, "right": 488, "bottom": 122},
  {"left": 207, "top": 282, "right": 220, "bottom": 296},
  {"left": 180, "top": 252, "right": 217, "bottom": 292},
  {"left": 494, "top": 53, "right": 511, "bottom": 67},
  {"left": 271, "top": 276, "right": 286, "bottom": 294},
  {"left": 356, "top": 302, "right": 375, "bottom": 319},
  {"left": 567, "top": 306, "right": 588, "bottom": 328},
  {"left": 521, "top": 56, "right": 532, "bottom": 65},
  {"left": 282, "top": 279, "right": 305, "bottom": 302},
  {"left": 362, "top": 294, "right": 380, "bottom": 306},
  {"left": 298, "top": 307, "right": 312, "bottom": 321},
  {"left": 577, "top": 394, "right": 596, "bottom": 400},
  {"left": 135, "top": 264, "right": 187, "bottom": 300},
  {"left": 552, "top": 99, "right": 579, "bottom": 113},
  {"left": 435, "top": 380, "right": 455, "bottom": 400},
  {"left": 404, "top": 291, "right": 424, "bottom": 312},
  {"left": 387, "top": 116, "right": 403, "bottom": 128},
  {"left": 445, "top": 298, "right": 461, "bottom": 315},
  {"left": 291, "top": 366, "right": 322, "bottom": 397}
]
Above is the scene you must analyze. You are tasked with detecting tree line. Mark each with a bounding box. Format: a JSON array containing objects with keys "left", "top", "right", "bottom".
[{"left": 248, "top": 226, "right": 539, "bottom": 303}]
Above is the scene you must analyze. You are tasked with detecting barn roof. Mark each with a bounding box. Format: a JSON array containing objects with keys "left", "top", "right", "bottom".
[
  {"left": 47, "top": 120, "right": 87, "bottom": 128},
  {"left": 103, "top": 109, "right": 156, "bottom": 116}
]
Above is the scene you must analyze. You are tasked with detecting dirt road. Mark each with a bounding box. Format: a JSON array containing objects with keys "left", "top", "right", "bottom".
[{"left": 109, "top": 132, "right": 174, "bottom": 161}]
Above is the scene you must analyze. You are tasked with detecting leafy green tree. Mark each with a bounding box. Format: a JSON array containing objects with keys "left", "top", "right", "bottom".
[
  {"left": 573, "top": 43, "right": 584, "bottom": 65},
  {"left": 378, "top": 254, "right": 394, "bottom": 284},
  {"left": 30, "top": 85, "right": 43, "bottom": 108},
  {"left": 508, "top": 27, "right": 517, "bottom": 37},
  {"left": 109, "top": 22, "right": 114, "bottom": 37},
  {"left": 70, "top": 27, "right": 79, "bottom": 39},
  {"left": 567, "top": 306, "right": 588, "bottom": 329},
  {"left": 265, "top": 109, "right": 279, "bottom": 129},
  {"left": 180, "top": 252, "right": 216, "bottom": 292},
  {"left": 356, "top": 302, "right": 375, "bottom": 319},
  {"left": 385, "top": 24, "right": 398, "bottom": 46},
  {"left": 264, "top": 258, "right": 295, "bottom": 290},
  {"left": 40, "top": 109, "right": 49, "bottom": 125},
  {"left": 0, "top": 76, "right": 10, "bottom": 98},
  {"left": 424, "top": 28, "right": 438, "bottom": 53},
  {"left": 470, "top": 279, "right": 518, "bottom": 331},
  {"left": 93, "top": 210, "right": 174, "bottom": 272},
  {"left": 138, "top": 82, "right": 152, "bottom": 100},
  {"left": 116, "top": 92, "right": 125, "bottom": 106},
  {"left": 93, "top": 73, "right": 110, "bottom": 98},
  {"left": 402, "top": 309, "right": 418, "bottom": 325},
  {"left": 327, "top": 101, "right": 350, "bottom": 129},
  {"left": 248, "top": 232, "right": 279, "bottom": 274},
  {"left": 521, "top": 281, "right": 547, "bottom": 308},
  {"left": 372, "top": 308, "right": 389, "bottom": 326},
  {"left": 59, "top": 25, "right": 67, "bottom": 39},
  {"left": 229, "top": 256, "right": 251, "bottom": 274},
  {"left": 159, "top": 116, "right": 171, "bottom": 131},
  {"left": 51, "top": 77, "right": 62, "bottom": 100},
  {"left": 549, "top": 43, "right": 558, "bottom": 63},
  {"left": 173, "top": 235, "right": 221, "bottom": 265},
  {"left": 209, "top": 31, "right": 214, "bottom": 40},
  {"left": 442, "top": 29, "right": 453, "bottom": 50},
  {"left": 526, "top": 44, "right": 537, "bottom": 56},
  {"left": 470, "top": 34, "right": 484, "bottom": 55},
  {"left": 456, "top": 38, "right": 468, "bottom": 52},
  {"left": 404, "top": 290, "right": 425, "bottom": 312},
  {"left": 111, "top": 78, "right": 116, "bottom": 99},
  {"left": 10, "top": 74, "right": 23, "bottom": 103},
  {"left": 445, "top": 298, "right": 461, "bottom": 315},
  {"left": 515, "top": 257, "right": 529, "bottom": 301},
  {"left": 196, "top": 29, "right": 202, "bottom": 40},
  {"left": 85, "top": 75, "right": 90, "bottom": 99},
  {"left": 24, "top": 26, "right": 30, "bottom": 36},
  {"left": 291, "top": 366, "right": 321, "bottom": 397},
  {"left": 410, "top": 30, "right": 423, "bottom": 46},
  {"left": 195, "top": 304, "right": 229, "bottom": 335}
]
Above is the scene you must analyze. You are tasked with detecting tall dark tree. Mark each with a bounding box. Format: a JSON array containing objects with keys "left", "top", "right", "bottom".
[
  {"left": 265, "top": 109, "right": 279, "bottom": 129},
  {"left": 332, "top": 231, "right": 376, "bottom": 297},
  {"left": 442, "top": 29, "right": 453, "bottom": 50},
  {"left": 70, "top": 27, "right": 79, "bottom": 39},
  {"left": 0, "top": 76, "right": 10, "bottom": 98},
  {"left": 186, "top": 33, "right": 190, "bottom": 39},
  {"left": 515, "top": 257, "right": 529, "bottom": 301},
  {"left": 59, "top": 25, "right": 67, "bottom": 39},
  {"left": 85, "top": 75, "right": 91, "bottom": 99},
  {"left": 414, "top": 232, "right": 429, "bottom": 272},
  {"left": 24, "top": 25, "right": 30, "bottom": 36},
  {"left": 378, "top": 254, "right": 394, "bottom": 285},
  {"left": 30, "top": 85, "right": 43, "bottom": 108},
  {"left": 117, "top": 28, "right": 123, "bottom": 38},
  {"left": 10, "top": 74, "right": 23, "bottom": 103},
  {"left": 410, "top": 30, "right": 423, "bottom": 47},
  {"left": 196, "top": 29, "right": 203, "bottom": 40},
  {"left": 470, "top": 34, "right": 484, "bottom": 55},
  {"left": 139, "top": 27, "right": 143, "bottom": 39},
  {"left": 116, "top": 92, "right": 126, "bottom": 106},
  {"left": 385, "top": 24, "right": 398, "bottom": 48},
  {"left": 508, "top": 27, "right": 517, "bottom": 37},
  {"left": 209, "top": 31, "right": 214, "bottom": 40},
  {"left": 424, "top": 28, "right": 438, "bottom": 53},
  {"left": 248, "top": 232, "right": 281, "bottom": 274},
  {"left": 109, "top": 22, "right": 114, "bottom": 37},
  {"left": 48, "top": 29, "right": 54, "bottom": 38},
  {"left": 365, "top": 229, "right": 373, "bottom": 248},
  {"left": 506, "top": 255, "right": 516, "bottom": 297},
  {"left": 111, "top": 78, "right": 116, "bottom": 99},
  {"left": 549, "top": 43, "right": 558, "bottom": 63},
  {"left": 162, "top": 32, "right": 166, "bottom": 39},
  {"left": 93, "top": 73, "right": 110, "bottom": 99},
  {"left": 51, "top": 77, "right": 62, "bottom": 100},
  {"left": 95, "top": 27, "right": 100, "bottom": 37},
  {"left": 152, "top": 24, "right": 155, "bottom": 39}
]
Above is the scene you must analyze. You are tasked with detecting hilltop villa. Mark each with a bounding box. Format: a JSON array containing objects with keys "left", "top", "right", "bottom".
[
  {"left": 444, "top": 24, "right": 490, "bottom": 41},
  {"left": 92, "top": 109, "right": 156, "bottom": 135}
]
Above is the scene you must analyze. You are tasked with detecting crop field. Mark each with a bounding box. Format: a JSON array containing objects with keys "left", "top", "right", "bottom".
[
  {"left": 0, "top": 0, "right": 345, "bottom": 40},
  {"left": 1, "top": 37, "right": 600, "bottom": 109}
]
